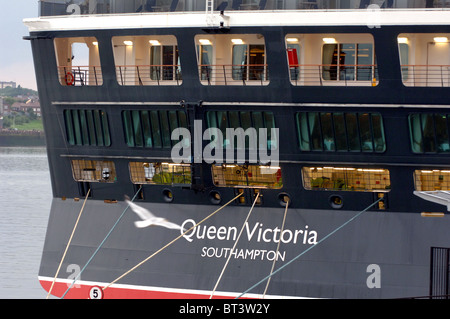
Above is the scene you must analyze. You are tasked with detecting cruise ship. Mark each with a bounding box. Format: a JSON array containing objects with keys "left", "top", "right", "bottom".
[{"left": 24, "top": 0, "right": 450, "bottom": 299}]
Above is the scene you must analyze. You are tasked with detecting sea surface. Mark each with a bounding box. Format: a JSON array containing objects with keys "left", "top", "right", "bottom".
[{"left": 0, "top": 147, "right": 52, "bottom": 299}]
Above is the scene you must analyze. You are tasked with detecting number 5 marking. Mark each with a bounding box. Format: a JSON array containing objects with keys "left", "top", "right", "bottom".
[{"left": 89, "top": 286, "right": 104, "bottom": 299}]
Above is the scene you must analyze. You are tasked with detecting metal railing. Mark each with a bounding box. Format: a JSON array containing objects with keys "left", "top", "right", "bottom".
[
  {"left": 115, "top": 65, "right": 182, "bottom": 86},
  {"left": 57, "top": 66, "right": 103, "bottom": 86},
  {"left": 289, "top": 64, "right": 378, "bottom": 86},
  {"left": 401, "top": 65, "right": 450, "bottom": 87},
  {"left": 198, "top": 64, "right": 269, "bottom": 86},
  {"left": 38, "top": 0, "right": 450, "bottom": 17}
]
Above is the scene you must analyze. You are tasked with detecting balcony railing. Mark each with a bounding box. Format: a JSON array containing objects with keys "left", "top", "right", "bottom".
[
  {"left": 199, "top": 64, "right": 269, "bottom": 86},
  {"left": 38, "top": 0, "right": 450, "bottom": 17},
  {"left": 116, "top": 65, "right": 182, "bottom": 86},
  {"left": 289, "top": 64, "right": 378, "bottom": 86},
  {"left": 57, "top": 66, "right": 103, "bottom": 86},
  {"left": 401, "top": 65, "right": 450, "bottom": 87}
]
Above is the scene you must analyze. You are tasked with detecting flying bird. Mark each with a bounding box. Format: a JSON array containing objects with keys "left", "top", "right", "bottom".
[{"left": 125, "top": 196, "right": 183, "bottom": 230}]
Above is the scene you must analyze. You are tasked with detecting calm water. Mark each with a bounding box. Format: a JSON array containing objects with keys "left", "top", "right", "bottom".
[{"left": 0, "top": 147, "right": 52, "bottom": 299}]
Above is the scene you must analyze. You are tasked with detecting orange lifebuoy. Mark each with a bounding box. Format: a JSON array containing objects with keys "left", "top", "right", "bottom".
[{"left": 65, "top": 72, "right": 75, "bottom": 86}]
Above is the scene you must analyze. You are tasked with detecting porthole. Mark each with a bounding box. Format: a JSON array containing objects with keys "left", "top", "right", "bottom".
[
  {"left": 162, "top": 188, "right": 174, "bottom": 202},
  {"left": 329, "top": 195, "right": 344, "bottom": 209},
  {"left": 278, "top": 192, "right": 291, "bottom": 207},
  {"left": 209, "top": 190, "right": 222, "bottom": 205}
]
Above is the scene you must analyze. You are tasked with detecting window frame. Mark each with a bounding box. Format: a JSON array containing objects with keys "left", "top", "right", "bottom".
[
  {"left": 296, "top": 111, "right": 386, "bottom": 153},
  {"left": 64, "top": 109, "right": 111, "bottom": 147}
]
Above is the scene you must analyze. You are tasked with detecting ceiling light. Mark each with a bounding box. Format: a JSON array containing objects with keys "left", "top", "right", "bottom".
[
  {"left": 323, "top": 38, "right": 337, "bottom": 44},
  {"left": 434, "top": 37, "right": 449, "bottom": 43},
  {"left": 286, "top": 38, "right": 299, "bottom": 43},
  {"left": 397, "top": 37, "right": 408, "bottom": 44},
  {"left": 231, "top": 39, "right": 244, "bottom": 45},
  {"left": 123, "top": 40, "right": 133, "bottom": 46},
  {"left": 149, "top": 40, "right": 161, "bottom": 45},
  {"left": 199, "top": 39, "right": 212, "bottom": 45}
]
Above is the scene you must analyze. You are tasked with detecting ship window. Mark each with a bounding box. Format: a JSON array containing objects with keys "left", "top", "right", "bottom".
[
  {"left": 122, "top": 110, "right": 188, "bottom": 148},
  {"left": 232, "top": 44, "right": 267, "bottom": 81},
  {"left": 112, "top": 35, "right": 181, "bottom": 86},
  {"left": 322, "top": 43, "right": 377, "bottom": 82},
  {"left": 64, "top": 109, "right": 111, "bottom": 146},
  {"left": 71, "top": 160, "right": 116, "bottom": 183},
  {"left": 54, "top": 37, "right": 102, "bottom": 86},
  {"left": 286, "top": 42, "right": 301, "bottom": 82},
  {"left": 211, "top": 164, "right": 283, "bottom": 189},
  {"left": 409, "top": 114, "right": 450, "bottom": 153},
  {"left": 296, "top": 112, "right": 386, "bottom": 153},
  {"left": 206, "top": 111, "right": 277, "bottom": 150},
  {"left": 302, "top": 167, "right": 391, "bottom": 192},
  {"left": 414, "top": 169, "right": 450, "bottom": 191},
  {"left": 129, "top": 162, "right": 191, "bottom": 185}
]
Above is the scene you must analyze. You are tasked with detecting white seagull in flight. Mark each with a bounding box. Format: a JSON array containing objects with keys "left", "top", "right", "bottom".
[{"left": 125, "top": 197, "right": 183, "bottom": 230}]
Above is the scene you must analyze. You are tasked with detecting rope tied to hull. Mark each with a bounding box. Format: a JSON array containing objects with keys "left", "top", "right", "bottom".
[
  {"left": 209, "top": 192, "right": 260, "bottom": 299},
  {"left": 262, "top": 198, "right": 289, "bottom": 298},
  {"left": 101, "top": 192, "right": 244, "bottom": 293},
  {"left": 60, "top": 186, "right": 142, "bottom": 299},
  {"left": 236, "top": 198, "right": 383, "bottom": 299},
  {"left": 46, "top": 188, "right": 90, "bottom": 299}
]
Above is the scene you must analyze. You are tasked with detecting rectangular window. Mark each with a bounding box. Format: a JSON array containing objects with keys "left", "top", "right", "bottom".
[
  {"left": 129, "top": 162, "right": 191, "bottom": 185},
  {"left": 414, "top": 169, "right": 450, "bottom": 191},
  {"left": 322, "top": 43, "right": 377, "bottom": 83},
  {"left": 302, "top": 167, "right": 391, "bottom": 192},
  {"left": 287, "top": 42, "right": 300, "bottom": 82},
  {"left": 409, "top": 114, "right": 450, "bottom": 153},
  {"left": 54, "top": 37, "right": 102, "bottom": 86},
  {"left": 232, "top": 44, "right": 267, "bottom": 81},
  {"left": 296, "top": 112, "right": 386, "bottom": 153},
  {"left": 206, "top": 111, "right": 278, "bottom": 150},
  {"left": 212, "top": 164, "right": 283, "bottom": 189},
  {"left": 122, "top": 110, "right": 188, "bottom": 148},
  {"left": 64, "top": 109, "right": 111, "bottom": 146},
  {"left": 150, "top": 45, "right": 181, "bottom": 81},
  {"left": 71, "top": 160, "right": 116, "bottom": 183}
]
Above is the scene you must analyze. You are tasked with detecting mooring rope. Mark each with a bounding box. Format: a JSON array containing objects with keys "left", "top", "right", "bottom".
[
  {"left": 46, "top": 189, "right": 91, "bottom": 299},
  {"left": 102, "top": 192, "right": 243, "bottom": 293},
  {"left": 60, "top": 186, "right": 142, "bottom": 299},
  {"left": 209, "top": 192, "right": 260, "bottom": 299},
  {"left": 236, "top": 198, "right": 383, "bottom": 299},
  {"left": 262, "top": 198, "right": 289, "bottom": 298}
]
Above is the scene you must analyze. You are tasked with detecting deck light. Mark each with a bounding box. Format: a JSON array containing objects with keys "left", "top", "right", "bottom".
[
  {"left": 92, "top": 41, "right": 98, "bottom": 46},
  {"left": 231, "top": 39, "right": 244, "bottom": 45},
  {"left": 323, "top": 38, "right": 337, "bottom": 44},
  {"left": 286, "top": 38, "right": 299, "bottom": 43},
  {"left": 434, "top": 37, "right": 449, "bottom": 43},
  {"left": 123, "top": 40, "right": 133, "bottom": 46},
  {"left": 199, "top": 39, "right": 212, "bottom": 45},
  {"left": 397, "top": 37, "right": 408, "bottom": 44},
  {"left": 149, "top": 40, "right": 161, "bottom": 45}
]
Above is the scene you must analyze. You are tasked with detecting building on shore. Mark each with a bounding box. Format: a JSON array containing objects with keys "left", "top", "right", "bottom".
[
  {"left": 0, "top": 81, "right": 17, "bottom": 89},
  {"left": 10, "top": 99, "right": 41, "bottom": 117}
]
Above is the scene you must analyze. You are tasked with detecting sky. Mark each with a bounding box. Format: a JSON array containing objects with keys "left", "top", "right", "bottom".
[{"left": 0, "top": 1, "right": 39, "bottom": 90}]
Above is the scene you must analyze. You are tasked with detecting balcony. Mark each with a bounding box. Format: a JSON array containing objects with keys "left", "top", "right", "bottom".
[
  {"left": 289, "top": 64, "right": 378, "bottom": 86},
  {"left": 38, "top": 0, "right": 450, "bottom": 17},
  {"left": 401, "top": 65, "right": 450, "bottom": 87},
  {"left": 198, "top": 64, "right": 269, "bottom": 86},
  {"left": 57, "top": 66, "right": 103, "bottom": 86},
  {"left": 116, "top": 65, "right": 182, "bottom": 86}
]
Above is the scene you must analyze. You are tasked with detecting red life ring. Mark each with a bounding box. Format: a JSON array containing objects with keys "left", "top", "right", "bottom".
[{"left": 65, "top": 72, "right": 75, "bottom": 86}]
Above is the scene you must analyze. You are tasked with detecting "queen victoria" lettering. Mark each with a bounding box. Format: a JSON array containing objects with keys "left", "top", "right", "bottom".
[{"left": 181, "top": 219, "right": 318, "bottom": 245}]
